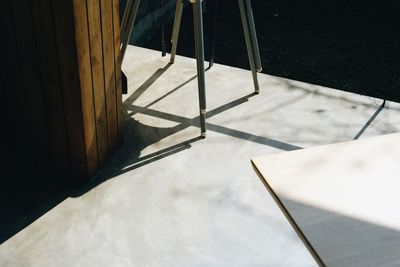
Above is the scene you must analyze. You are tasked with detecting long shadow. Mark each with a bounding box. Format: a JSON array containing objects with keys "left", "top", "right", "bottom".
[
  {"left": 124, "top": 63, "right": 211, "bottom": 117},
  {"left": 207, "top": 93, "right": 257, "bottom": 118},
  {"left": 76, "top": 92, "right": 261, "bottom": 190},
  {"left": 281, "top": 79, "right": 393, "bottom": 110},
  {"left": 125, "top": 93, "right": 302, "bottom": 152},
  {"left": 353, "top": 100, "right": 386, "bottom": 140},
  {"left": 0, "top": 72, "right": 299, "bottom": 245},
  {"left": 207, "top": 124, "right": 302, "bottom": 151},
  {"left": 0, "top": 170, "right": 73, "bottom": 244},
  {"left": 67, "top": 87, "right": 304, "bottom": 200},
  {"left": 0, "top": 63, "right": 186, "bottom": 244},
  {"left": 71, "top": 136, "right": 203, "bottom": 197},
  {"left": 81, "top": 88, "right": 301, "bottom": 193},
  {"left": 124, "top": 62, "right": 172, "bottom": 105},
  {"left": 144, "top": 75, "right": 198, "bottom": 109}
]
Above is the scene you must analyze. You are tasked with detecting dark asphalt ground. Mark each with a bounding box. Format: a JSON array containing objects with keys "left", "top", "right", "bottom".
[{"left": 142, "top": 0, "right": 400, "bottom": 102}]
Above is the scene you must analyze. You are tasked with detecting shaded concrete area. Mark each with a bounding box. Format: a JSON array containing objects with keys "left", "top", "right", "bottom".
[{"left": 1, "top": 46, "right": 399, "bottom": 266}]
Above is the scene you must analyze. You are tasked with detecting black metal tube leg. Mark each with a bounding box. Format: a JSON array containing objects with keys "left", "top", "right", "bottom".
[
  {"left": 161, "top": 0, "right": 167, "bottom": 56},
  {"left": 121, "top": 0, "right": 141, "bottom": 62},
  {"left": 238, "top": 0, "right": 259, "bottom": 93},
  {"left": 192, "top": 0, "right": 207, "bottom": 136},
  {"left": 244, "top": 0, "right": 262, "bottom": 72},
  {"left": 121, "top": 0, "right": 134, "bottom": 40},
  {"left": 208, "top": 0, "right": 219, "bottom": 69}
]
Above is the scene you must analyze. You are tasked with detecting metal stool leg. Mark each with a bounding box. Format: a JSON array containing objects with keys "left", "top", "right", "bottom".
[
  {"left": 244, "top": 0, "right": 262, "bottom": 72},
  {"left": 208, "top": 0, "right": 219, "bottom": 69},
  {"left": 238, "top": 0, "right": 259, "bottom": 93},
  {"left": 161, "top": 0, "right": 167, "bottom": 56},
  {"left": 121, "top": 0, "right": 134, "bottom": 39},
  {"left": 121, "top": 0, "right": 141, "bottom": 61},
  {"left": 192, "top": 0, "right": 207, "bottom": 136},
  {"left": 170, "top": 0, "right": 184, "bottom": 63}
]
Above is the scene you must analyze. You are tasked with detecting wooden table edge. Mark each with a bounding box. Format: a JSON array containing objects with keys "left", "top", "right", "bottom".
[{"left": 251, "top": 159, "right": 326, "bottom": 267}]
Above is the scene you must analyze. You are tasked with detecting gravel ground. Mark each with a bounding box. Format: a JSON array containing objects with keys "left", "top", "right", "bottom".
[{"left": 140, "top": 0, "right": 400, "bottom": 102}]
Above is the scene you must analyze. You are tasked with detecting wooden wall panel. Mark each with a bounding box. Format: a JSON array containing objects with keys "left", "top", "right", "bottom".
[
  {"left": 100, "top": 0, "right": 118, "bottom": 153},
  {"left": 1, "top": 1, "right": 34, "bottom": 172},
  {"left": 3, "top": 0, "right": 123, "bottom": 182},
  {"left": 87, "top": 0, "right": 109, "bottom": 167},
  {"left": 71, "top": 0, "right": 99, "bottom": 178},
  {"left": 52, "top": 0, "right": 91, "bottom": 179},
  {"left": 31, "top": 0, "right": 70, "bottom": 174},
  {"left": 11, "top": 0, "right": 51, "bottom": 174},
  {"left": 113, "top": 0, "right": 124, "bottom": 144}
]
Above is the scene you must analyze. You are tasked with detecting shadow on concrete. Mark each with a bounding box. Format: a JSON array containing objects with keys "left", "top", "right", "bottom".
[
  {"left": 253, "top": 164, "right": 400, "bottom": 266},
  {"left": 124, "top": 62, "right": 173, "bottom": 105},
  {"left": 0, "top": 168, "right": 72, "bottom": 244},
  {"left": 0, "top": 55, "right": 391, "bottom": 246},
  {"left": 72, "top": 73, "right": 309, "bottom": 196},
  {"left": 124, "top": 96, "right": 302, "bottom": 151},
  {"left": 70, "top": 75, "right": 267, "bottom": 194},
  {"left": 280, "top": 197, "right": 400, "bottom": 267},
  {"left": 353, "top": 100, "right": 386, "bottom": 140}
]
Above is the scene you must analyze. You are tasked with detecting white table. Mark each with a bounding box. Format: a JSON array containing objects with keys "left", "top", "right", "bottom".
[{"left": 252, "top": 133, "right": 400, "bottom": 267}]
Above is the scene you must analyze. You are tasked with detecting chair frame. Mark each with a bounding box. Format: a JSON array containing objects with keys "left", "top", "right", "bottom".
[{"left": 120, "top": 0, "right": 262, "bottom": 137}]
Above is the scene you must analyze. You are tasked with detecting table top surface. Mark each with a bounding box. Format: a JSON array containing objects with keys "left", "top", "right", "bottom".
[{"left": 252, "top": 133, "right": 400, "bottom": 267}]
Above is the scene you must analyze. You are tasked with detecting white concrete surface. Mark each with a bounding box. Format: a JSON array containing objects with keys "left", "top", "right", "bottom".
[{"left": 1, "top": 45, "right": 399, "bottom": 267}]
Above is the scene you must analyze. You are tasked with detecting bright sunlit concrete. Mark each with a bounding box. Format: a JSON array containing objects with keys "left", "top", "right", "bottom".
[
  {"left": 253, "top": 133, "right": 400, "bottom": 266},
  {"left": 0, "top": 46, "right": 399, "bottom": 267}
]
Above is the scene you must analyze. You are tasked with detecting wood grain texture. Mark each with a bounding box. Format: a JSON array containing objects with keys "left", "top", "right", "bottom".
[
  {"left": 52, "top": 0, "right": 90, "bottom": 178},
  {"left": 112, "top": 0, "right": 123, "bottom": 144},
  {"left": 71, "top": 0, "right": 100, "bottom": 178},
  {"left": 252, "top": 133, "right": 400, "bottom": 267},
  {"left": 31, "top": 0, "right": 70, "bottom": 175},
  {"left": 2, "top": 0, "right": 122, "bottom": 181},
  {"left": 11, "top": 0, "right": 50, "bottom": 174},
  {"left": 100, "top": 0, "right": 118, "bottom": 152},
  {"left": 1, "top": 1, "right": 33, "bottom": 168},
  {"left": 87, "top": 0, "right": 109, "bottom": 166}
]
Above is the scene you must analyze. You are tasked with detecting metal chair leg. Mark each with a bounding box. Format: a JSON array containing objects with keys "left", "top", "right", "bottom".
[
  {"left": 238, "top": 0, "right": 259, "bottom": 93},
  {"left": 161, "top": 0, "right": 167, "bottom": 56},
  {"left": 192, "top": 0, "right": 207, "bottom": 136},
  {"left": 170, "top": 0, "right": 184, "bottom": 63},
  {"left": 121, "top": 0, "right": 134, "bottom": 42},
  {"left": 244, "top": 0, "right": 262, "bottom": 72},
  {"left": 121, "top": 0, "right": 141, "bottom": 62},
  {"left": 208, "top": 0, "right": 219, "bottom": 69}
]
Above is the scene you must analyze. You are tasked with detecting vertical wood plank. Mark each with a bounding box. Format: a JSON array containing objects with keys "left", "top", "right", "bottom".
[
  {"left": 71, "top": 0, "right": 101, "bottom": 178},
  {"left": 87, "top": 0, "right": 109, "bottom": 166},
  {"left": 52, "top": 0, "right": 94, "bottom": 178},
  {"left": 112, "top": 0, "right": 124, "bottom": 144},
  {"left": 1, "top": 0, "right": 34, "bottom": 171},
  {"left": 11, "top": 0, "right": 50, "bottom": 174},
  {"left": 100, "top": 0, "right": 118, "bottom": 152},
  {"left": 3, "top": 0, "right": 121, "bottom": 181},
  {"left": 31, "top": 0, "right": 70, "bottom": 175}
]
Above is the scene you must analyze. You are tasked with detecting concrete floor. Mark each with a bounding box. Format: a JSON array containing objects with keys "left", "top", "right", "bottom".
[{"left": 1, "top": 46, "right": 399, "bottom": 267}]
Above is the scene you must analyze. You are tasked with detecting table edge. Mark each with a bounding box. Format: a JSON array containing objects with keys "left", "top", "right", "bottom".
[{"left": 251, "top": 159, "right": 326, "bottom": 267}]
